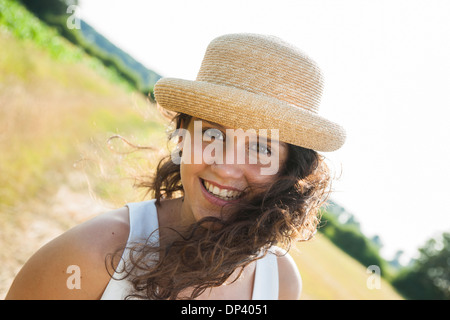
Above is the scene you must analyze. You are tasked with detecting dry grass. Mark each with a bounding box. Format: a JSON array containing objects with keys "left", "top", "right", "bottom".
[
  {"left": 0, "top": 31, "right": 168, "bottom": 298},
  {"left": 0, "top": 31, "right": 167, "bottom": 207}
]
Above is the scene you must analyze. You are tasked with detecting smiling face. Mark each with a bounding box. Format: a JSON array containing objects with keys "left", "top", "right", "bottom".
[{"left": 179, "top": 117, "right": 288, "bottom": 224}]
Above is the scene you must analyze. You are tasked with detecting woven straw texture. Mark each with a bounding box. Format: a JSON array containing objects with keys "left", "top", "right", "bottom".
[{"left": 154, "top": 33, "right": 346, "bottom": 152}]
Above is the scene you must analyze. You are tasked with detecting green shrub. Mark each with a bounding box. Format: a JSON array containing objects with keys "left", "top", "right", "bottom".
[{"left": 319, "top": 211, "right": 392, "bottom": 280}]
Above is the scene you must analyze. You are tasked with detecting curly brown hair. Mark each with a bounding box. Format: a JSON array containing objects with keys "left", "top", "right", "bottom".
[{"left": 111, "top": 112, "right": 332, "bottom": 300}]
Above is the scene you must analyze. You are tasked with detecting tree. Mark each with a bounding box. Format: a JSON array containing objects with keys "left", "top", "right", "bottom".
[
  {"left": 392, "top": 232, "right": 450, "bottom": 299},
  {"left": 19, "top": 0, "right": 78, "bottom": 18},
  {"left": 319, "top": 211, "right": 391, "bottom": 278},
  {"left": 371, "top": 235, "right": 383, "bottom": 250},
  {"left": 389, "top": 250, "right": 405, "bottom": 270}
]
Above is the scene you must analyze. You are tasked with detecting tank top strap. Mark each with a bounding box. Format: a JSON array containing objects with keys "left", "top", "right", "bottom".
[
  {"left": 100, "top": 200, "right": 159, "bottom": 300},
  {"left": 126, "top": 200, "right": 160, "bottom": 246},
  {"left": 251, "top": 247, "right": 279, "bottom": 300}
]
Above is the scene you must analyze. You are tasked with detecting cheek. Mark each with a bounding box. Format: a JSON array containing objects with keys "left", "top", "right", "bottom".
[
  {"left": 180, "top": 129, "right": 206, "bottom": 165},
  {"left": 244, "top": 153, "right": 287, "bottom": 189},
  {"left": 179, "top": 163, "right": 197, "bottom": 204},
  {"left": 179, "top": 130, "right": 212, "bottom": 196},
  {"left": 180, "top": 162, "right": 198, "bottom": 186},
  {"left": 179, "top": 161, "right": 207, "bottom": 194},
  {"left": 243, "top": 164, "right": 275, "bottom": 189}
]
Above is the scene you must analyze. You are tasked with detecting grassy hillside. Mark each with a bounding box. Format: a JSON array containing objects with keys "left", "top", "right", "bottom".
[
  {"left": 0, "top": 30, "right": 165, "bottom": 207},
  {"left": 0, "top": 0, "right": 167, "bottom": 297},
  {"left": 0, "top": 0, "right": 167, "bottom": 207},
  {"left": 292, "top": 234, "right": 403, "bottom": 299},
  {"left": 16, "top": 0, "right": 161, "bottom": 96}
]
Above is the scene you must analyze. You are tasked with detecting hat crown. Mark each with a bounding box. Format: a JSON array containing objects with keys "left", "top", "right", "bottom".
[{"left": 196, "top": 33, "right": 324, "bottom": 114}]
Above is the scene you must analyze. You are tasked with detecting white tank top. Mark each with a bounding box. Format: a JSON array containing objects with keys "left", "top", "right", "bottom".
[{"left": 100, "top": 199, "right": 279, "bottom": 300}]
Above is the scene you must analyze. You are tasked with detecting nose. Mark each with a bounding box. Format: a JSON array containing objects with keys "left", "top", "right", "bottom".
[
  {"left": 210, "top": 161, "right": 244, "bottom": 180},
  {"left": 207, "top": 141, "right": 245, "bottom": 180}
]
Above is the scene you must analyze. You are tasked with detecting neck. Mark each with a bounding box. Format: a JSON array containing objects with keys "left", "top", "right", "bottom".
[{"left": 156, "top": 197, "right": 195, "bottom": 245}]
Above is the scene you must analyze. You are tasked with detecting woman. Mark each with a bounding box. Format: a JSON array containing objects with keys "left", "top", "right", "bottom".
[{"left": 6, "top": 33, "right": 345, "bottom": 300}]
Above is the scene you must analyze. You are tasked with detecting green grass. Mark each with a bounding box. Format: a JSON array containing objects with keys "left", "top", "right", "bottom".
[
  {"left": 0, "top": 0, "right": 81, "bottom": 60},
  {"left": 0, "top": 0, "right": 133, "bottom": 91}
]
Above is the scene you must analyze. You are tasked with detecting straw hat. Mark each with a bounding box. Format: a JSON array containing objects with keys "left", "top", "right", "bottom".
[{"left": 154, "top": 33, "right": 346, "bottom": 152}]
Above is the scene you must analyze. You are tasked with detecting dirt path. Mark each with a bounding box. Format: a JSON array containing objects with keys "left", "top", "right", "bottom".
[{"left": 0, "top": 181, "right": 112, "bottom": 299}]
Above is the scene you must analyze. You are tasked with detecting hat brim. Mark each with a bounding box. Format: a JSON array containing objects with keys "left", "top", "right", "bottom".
[{"left": 154, "top": 78, "right": 346, "bottom": 152}]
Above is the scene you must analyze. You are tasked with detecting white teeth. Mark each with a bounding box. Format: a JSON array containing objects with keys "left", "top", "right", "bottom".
[
  {"left": 203, "top": 180, "right": 242, "bottom": 200},
  {"left": 219, "top": 188, "right": 228, "bottom": 198}
]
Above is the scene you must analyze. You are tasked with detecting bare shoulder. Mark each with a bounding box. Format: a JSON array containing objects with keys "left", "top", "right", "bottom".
[
  {"left": 272, "top": 247, "right": 302, "bottom": 300},
  {"left": 5, "top": 206, "right": 130, "bottom": 300}
]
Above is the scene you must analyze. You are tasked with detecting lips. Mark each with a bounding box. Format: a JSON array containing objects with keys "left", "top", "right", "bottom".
[{"left": 200, "top": 178, "right": 244, "bottom": 203}]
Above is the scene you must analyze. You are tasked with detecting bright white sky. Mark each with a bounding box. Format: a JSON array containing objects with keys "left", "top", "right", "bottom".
[{"left": 79, "top": 0, "right": 450, "bottom": 263}]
